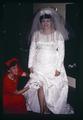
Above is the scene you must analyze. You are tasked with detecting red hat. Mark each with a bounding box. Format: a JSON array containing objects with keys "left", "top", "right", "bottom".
[{"left": 5, "top": 58, "right": 18, "bottom": 68}]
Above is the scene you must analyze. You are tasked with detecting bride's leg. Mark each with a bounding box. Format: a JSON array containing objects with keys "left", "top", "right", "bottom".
[
  {"left": 43, "top": 100, "right": 49, "bottom": 113},
  {"left": 38, "top": 86, "right": 45, "bottom": 113}
]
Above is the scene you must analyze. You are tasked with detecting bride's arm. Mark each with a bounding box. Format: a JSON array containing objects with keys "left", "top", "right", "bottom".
[
  {"left": 55, "top": 33, "right": 65, "bottom": 76},
  {"left": 28, "top": 32, "right": 37, "bottom": 71}
]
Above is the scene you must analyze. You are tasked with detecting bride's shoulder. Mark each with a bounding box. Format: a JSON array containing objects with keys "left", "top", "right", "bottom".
[
  {"left": 33, "top": 31, "right": 39, "bottom": 35},
  {"left": 54, "top": 30, "right": 61, "bottom": 35},
  {"left": 54, "top": 30, "right": 63, "bottom": 38}
]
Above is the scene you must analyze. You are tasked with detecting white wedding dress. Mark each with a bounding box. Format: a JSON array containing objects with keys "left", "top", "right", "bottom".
[{"left": 23, "top": 31, "right": 74, "bottom": 114}]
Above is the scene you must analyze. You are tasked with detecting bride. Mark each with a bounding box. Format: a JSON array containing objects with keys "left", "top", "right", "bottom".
[{"left": 23, "top": 7, "right": 74, "bottom": 114}]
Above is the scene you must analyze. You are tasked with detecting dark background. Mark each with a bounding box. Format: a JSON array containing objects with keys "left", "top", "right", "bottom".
[
  {"left": 0, "top": 2, "right": 80, "bottom": 77},
  {"left": 0, "top": 0, "right": 82, "bottom": 119}
]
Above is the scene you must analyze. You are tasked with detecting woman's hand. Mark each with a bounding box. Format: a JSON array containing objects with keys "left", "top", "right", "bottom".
[
  {"left": 21, "top": 72, "right": 27, "bottom": 77},
  {"left": 55, "top": 70, "right": 60, "bottom": 76}
]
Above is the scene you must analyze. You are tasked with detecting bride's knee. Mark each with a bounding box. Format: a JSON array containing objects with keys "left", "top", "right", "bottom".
[{"left": 38, "top": 86, "right": 43, "bottom": 91}]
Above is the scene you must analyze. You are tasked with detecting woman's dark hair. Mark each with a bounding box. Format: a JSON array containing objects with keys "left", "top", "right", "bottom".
[
  {"left": 39, "top": 14, "right": 52, "bottom": 22},
  {"left": 7, "top": 61, "right": 18, "bottom": 70},
  {"left": 5, "top": 58, "right": 18, "bottom": 70}
]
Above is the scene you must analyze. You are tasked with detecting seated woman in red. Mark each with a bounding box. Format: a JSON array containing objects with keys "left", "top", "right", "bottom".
[{"left": 3, "top": 58, "right": 29, "bottom": 114}]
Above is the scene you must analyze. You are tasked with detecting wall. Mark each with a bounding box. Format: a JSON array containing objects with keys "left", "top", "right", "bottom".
[{"left": 33, "top": 3, "right": 66, "bottom": 20}]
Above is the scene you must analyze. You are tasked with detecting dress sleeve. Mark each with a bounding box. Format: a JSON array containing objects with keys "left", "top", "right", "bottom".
[
  {"left": 56, "top": 33, "right": 65, "bottom": 71},
  {"left": 28, "top": 32, "right": 37, "bottom": 68}
]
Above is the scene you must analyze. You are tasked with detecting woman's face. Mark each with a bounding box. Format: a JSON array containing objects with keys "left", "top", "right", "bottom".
[
  {"left": 41, "top": 18, "right": 52, "bottom": 30},
  {"left": 9, "top": 64, "right": 18, "bottom": 75}
]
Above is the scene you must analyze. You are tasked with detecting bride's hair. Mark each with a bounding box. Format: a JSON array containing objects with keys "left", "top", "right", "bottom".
[
  {"left": 27, "top": 7, "right": 69, "bottom": 46},
  {"left": 39, "top": 14, "right": 52, "bottom": 22}
]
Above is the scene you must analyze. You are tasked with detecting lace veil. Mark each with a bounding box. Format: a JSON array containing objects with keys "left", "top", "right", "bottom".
[{"left": 28, "top": 7, "right": 69, "bottom": 45}]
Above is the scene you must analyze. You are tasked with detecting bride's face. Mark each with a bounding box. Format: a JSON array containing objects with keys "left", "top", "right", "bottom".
[{"left": 41, "top": 18, "right": 52, "bottom": 30}]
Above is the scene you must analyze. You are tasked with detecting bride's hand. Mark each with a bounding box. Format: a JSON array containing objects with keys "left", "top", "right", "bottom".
[
  {"left": 29, "top": 67, "right": 33, "bottom": 73},
  {"left": 55, "top": 70, "right": 60, "bottom": 76}
]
